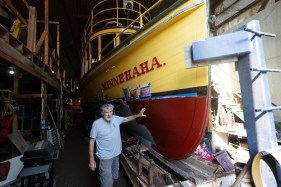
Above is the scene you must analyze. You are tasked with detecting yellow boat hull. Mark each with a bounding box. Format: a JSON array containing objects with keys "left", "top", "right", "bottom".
[{"left": 80, "top": 0, "right": 210, "bottom": 159}]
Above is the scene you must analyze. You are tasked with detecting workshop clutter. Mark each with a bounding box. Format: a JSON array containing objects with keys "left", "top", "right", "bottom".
[
  {"left": 0, "top": 161, "right": 10, "bottom": 181},
  {"left": 122, "top": 83, "right": 152, "bottom": 100},
  {"left": 213, "top": 149, "right": 235, "bottom": 171},
  {"left": 194, "top": 142, "right": 213, "bottom": 161},
  {"left": 220, "top": 110, "right": 235, "bottom": 128},
  {"left": 0, "top": 90, "right": 18, "bottom": 142},
  {"left": 0, "top": 89, "right": 18, "bottom": 117},
  {"left": 0, "top": 115, "right": 13, "bottom": 142}
]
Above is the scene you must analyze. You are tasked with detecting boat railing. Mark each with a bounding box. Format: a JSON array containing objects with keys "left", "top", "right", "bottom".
[
  {"left": 83, "top": 0, "right": 152, "bottom": 42},
  {"left": 81, "top": 0, "right": 163, "bottom": 76}
]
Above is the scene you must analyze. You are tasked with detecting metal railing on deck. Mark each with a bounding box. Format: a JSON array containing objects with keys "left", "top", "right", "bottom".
[
  {"left": 82, "top": 0, "right": 163, "bottom": 68},
  {"left": 83, "top": 0, "right": 152, "bottom": 41}
]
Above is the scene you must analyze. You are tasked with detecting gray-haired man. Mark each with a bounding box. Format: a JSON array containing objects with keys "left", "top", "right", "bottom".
[{"left": 89, "top": 103, "right": 146, "bottom": 187}]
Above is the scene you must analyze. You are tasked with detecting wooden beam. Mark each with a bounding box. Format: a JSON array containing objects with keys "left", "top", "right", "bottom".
[
  {"left": 35, "top": 30, "right": 48, "bottom": 54},
  {"left": 215, "top": 0, "right": 261, "bottom": 28},
  {"left": 44, "top": 0, "right": 49, "bottom": 66},
  {"left": 15, "top": 93, "right": 53, "bottom": 99},
  {"left": 22, "top": 19, "right": 59, "bottom": 25},
  {"left": 37, "top": 20, "right": 59, "bottom": 25},
  {"left": 3, "top": 0, "right": 28, "bottom": 25},
  {"left": 56, "top": 25, "right": 60, "bottom": 56},
  {"left": 214, "top": 0, "right": 239, "bottom": 16},
  {"left": 0, "top": 37, "right": 61, "bottom": 90}
]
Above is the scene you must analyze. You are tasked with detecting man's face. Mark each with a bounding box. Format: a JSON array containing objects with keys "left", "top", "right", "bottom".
[{"left": 101, "top": 107, "right": 113, "bottom": 122}]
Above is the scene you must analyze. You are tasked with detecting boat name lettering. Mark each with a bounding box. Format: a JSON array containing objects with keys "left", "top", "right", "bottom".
[{"left": 102, "top": 57, "right": 164, "bottom": 90}]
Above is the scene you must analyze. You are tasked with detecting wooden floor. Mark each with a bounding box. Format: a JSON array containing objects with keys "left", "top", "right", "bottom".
[{"left": 54, "top": 125, "right": 132, "bottom": 187}]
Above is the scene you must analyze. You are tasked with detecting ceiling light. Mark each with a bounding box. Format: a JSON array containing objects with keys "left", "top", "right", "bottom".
[{"left": 8, "top": 67, "right": 15, "bottom": 75}]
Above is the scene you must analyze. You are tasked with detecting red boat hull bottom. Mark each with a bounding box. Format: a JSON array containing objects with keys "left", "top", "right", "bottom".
[{"left": 116, "top": 96, "right": 210, "bottom": 159}]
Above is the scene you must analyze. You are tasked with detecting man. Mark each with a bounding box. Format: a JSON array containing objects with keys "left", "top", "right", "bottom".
[{"left": 89, "top": 103, "right": 146, "bottom": 187}]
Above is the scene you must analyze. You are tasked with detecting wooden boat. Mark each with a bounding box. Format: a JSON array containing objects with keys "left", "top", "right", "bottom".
[{"left": 79, "top": 0, "right": 210, "bottom": 159}]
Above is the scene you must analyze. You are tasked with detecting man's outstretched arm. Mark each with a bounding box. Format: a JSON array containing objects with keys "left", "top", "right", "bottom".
[{"left": 123, "top": 108, "right": 146, "bottom": 123}]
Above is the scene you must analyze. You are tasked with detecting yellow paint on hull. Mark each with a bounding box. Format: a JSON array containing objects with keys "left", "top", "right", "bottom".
[{"left": 80, "top": 0, "right": 208, "bottom": 103}]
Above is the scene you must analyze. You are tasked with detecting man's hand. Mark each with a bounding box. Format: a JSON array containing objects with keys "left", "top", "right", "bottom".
[
  {"left": 89, "top": 160, "right": 96, "bottom": 171},
  {"left": 139, "top": 108, "right": 146, "bottom": 117},
  {"left": 123, "top": 108, "right": 147, "bottom": 123}
]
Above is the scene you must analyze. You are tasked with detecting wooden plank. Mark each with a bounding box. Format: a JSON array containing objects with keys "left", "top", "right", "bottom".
[
  {"left": 186, "top": 155, "right": 223, "bottom": 174},
  {"left": 120, "top": 155, "right": 141, "bottom": 187},
  {"left": 149, "top": 149, "right": 214, "bottom": 185},
  {"left": 8, "top": 131, "right": 30, "bottom": 154},
  {"left": 122, "top": 153, "right": 149, "bottom": 186},
  {"left": 27, "top": 6, "right": 37, "bottom": 52}
]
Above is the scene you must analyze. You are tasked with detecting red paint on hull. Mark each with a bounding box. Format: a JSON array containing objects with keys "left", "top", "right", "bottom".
[{"left": 127, "top": 96, "right": 210, "bottom": 159}]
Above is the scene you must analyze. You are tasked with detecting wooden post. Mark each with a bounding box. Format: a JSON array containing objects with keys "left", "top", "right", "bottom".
[
  {"left": 12, "top": 73, "right": 19, "bottom": 132},
  {"left": 12, "top": 73, "right": 20, "bottom": 156},
  {"left": 44, "top": 0, "right": 49, "bottom": 66},
  {"left": 89, "top": 43, "right": 92, "bottom": 69},
  {"left": 27, "top": 6, "right": 37, "bottom": 52},
  {"left": 56, "top": 24, "right": 60, "bottom": 57},
  {"left": 98, "top": 36, "right": 101, "bottom": 60}
]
